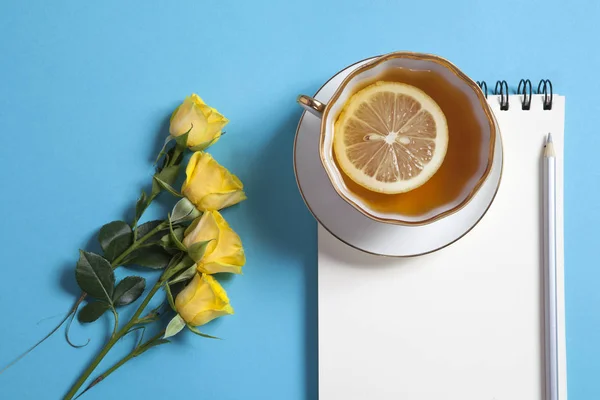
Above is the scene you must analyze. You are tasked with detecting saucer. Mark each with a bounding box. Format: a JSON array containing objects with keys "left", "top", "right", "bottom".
[{"left": 294, "top": 58, "right": 503, "bottom": 257}]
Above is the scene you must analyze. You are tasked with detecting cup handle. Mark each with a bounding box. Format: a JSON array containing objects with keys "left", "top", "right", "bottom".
[{"left": 297, "top": 95, "right": 326, "bottom": 118}]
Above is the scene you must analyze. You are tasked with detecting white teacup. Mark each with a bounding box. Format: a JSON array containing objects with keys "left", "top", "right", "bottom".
[{"left": 297, "top": 52, "right": 497, "bottom": 226}]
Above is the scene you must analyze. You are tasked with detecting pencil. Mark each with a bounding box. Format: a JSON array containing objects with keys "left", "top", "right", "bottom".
[{"left": 543, "top": 133, "right": 558, "bottom": 400}]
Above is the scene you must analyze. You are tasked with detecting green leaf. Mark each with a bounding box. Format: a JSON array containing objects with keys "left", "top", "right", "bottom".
[
  {"left": 166, "top": 252, "right": 185, "bottom": 269},
  {"left": 171, "top": 198, "right": 200, "bottom": 223},
  {"left": 174, "top": 130, "right": 190, "bottom": 148},
  {"left": 188, "top": 240, "right": 212, "bottom": 262},
  {"left": 158, "top": 146, "right": 183, "bottom": 175},
  {"left": 164, "top": 255, "right": 195, "bottom": 281},
  {"left": 99, "top": 221, "right": 131, "bottom": 251},
  {"left": 160, "top": 227, "right": 185, "bottom": 250},
  {"left": 153, "top": 176, "right": 182, "bottom": 197},
  {"left": 187, "top": 324, "right": 221, "bottom": 340},
  {"left": 172, "top": 147, "right": 184, "bottom": 165},
  {"left": 161, "top": 253, "right": 187, "bottom": 279},
  {"left": 136, "top": 220, "right": 167, "bottom": 242},
  {"left": 165, "top": 283, "right": 176, "bottom": 311},
  {"left": 75, "top": 250, "right": 115, "bottom": 302},
  {"left": 164, "top": 314, "right": 186, "bottom": 339},
  {"left": 160, "top": 144, "right": 175, "bottom": 169},
  {"left": 169, "top": 264, "right": 197, "bottom": 285},
  {"left": 78, "top": 301, "right": 111, "bottom": 323},
  {"left": 155, "top": 165, "right": 180, "bottom": 186},
  {"left": 134, "top": 191, "right": 148, "bottom": 224},
  {"left": 168, "top": 214, "right": 187, "bottom": 251},
  {"left": 152, "top": 163, "right": 181, "bottom": 197},
  {"left": 151, "top": 177, "right": 161, "bottom": 197},
  {"left": 155, "top": 136, "right": 174, "bottom": 164},
  {"left": 123, "top": 246, "right": 172, "bottom": 269},
  {"left": 113, "top": 276, "right": 146, "bottom": 306},
  {"left": 98, "top": 221, "right": 133, "bottom": 261}
]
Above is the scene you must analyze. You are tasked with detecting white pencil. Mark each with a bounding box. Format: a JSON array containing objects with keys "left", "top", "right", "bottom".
[{"left": 543, "top": 133, "right": 558, "bottom": 400}]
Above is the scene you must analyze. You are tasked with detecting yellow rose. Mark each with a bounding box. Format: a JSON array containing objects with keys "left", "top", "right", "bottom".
[
  {"left": 169, "top": 94, "right": 228, "bottom": 150},
  {"left": 175, "top": 273, "right": 234, "bottom": 326},
  {"left": 182, "top": 152, "right": 246, "bottom": 211},
  {"left": 183, "top": 210, "right": 246, "bottom": 274}
]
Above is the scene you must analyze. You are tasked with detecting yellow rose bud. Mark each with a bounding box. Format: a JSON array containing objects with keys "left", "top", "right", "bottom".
[
  {"left": 182, "top": 152, "right": 246, "bottom": 211},
  {"left": 183, "top": 211, "right": 246, "bottom": 274},
  {"left": 169, "top": 94, "right": 229, "bottom": 150},
  {"left": 175, "top": 273, "right": 234, "bottom": 326}
]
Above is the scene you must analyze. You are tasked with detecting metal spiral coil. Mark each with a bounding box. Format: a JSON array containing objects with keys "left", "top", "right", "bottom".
[
  {"left": 517, "top": 79, "right": 532, "bottom": 110},
  {"left": 473, "top": 79, "right": 554, "bottom": 111},
  {"left": 476, "top": 81, "right": 488, "bottom": 98},
  {"left": 494, "top": 80, "right": 509, "bottom": 111},
  {"left": 537, "top": 79, "right": 553, "bottom": 110}
]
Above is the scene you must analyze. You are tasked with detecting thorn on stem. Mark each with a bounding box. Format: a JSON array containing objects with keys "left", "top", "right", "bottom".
[{"left": 74, "top": 376, "right": 104, "bottom": 400}]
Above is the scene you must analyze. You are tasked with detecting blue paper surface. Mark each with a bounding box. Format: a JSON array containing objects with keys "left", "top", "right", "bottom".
[{"left": 0, "top": 1, "right": 598, "bottom": 398}]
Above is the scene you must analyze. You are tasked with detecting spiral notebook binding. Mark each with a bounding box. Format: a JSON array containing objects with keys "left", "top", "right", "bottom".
[
  {"left": 476, "top": 81, "right": 488, "bottom": 98},
  {"left": 517, "top": 79, "right": 532, "bottom": 110},
  {"left": 476, "top": 79, "right": 553, "bottom": 111},
  {"left": 494, "top": 80, "right": 509, "bottom": 111},
  {"left": 538, "top": 79, "right": 553, "bottom": 110}
]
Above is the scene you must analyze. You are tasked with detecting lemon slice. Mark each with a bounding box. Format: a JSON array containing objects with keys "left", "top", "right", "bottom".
[{"left": 333, "top": 81, "right": 448, "bottom": 194}]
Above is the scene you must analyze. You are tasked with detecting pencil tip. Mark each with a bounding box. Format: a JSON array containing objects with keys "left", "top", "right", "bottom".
[{"left": 547, "top": 133, "right": 553, "bottom": 143}]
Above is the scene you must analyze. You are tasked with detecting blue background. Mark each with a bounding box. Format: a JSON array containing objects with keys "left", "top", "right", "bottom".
[{"left": 0, "top": 1, "right": 598, "bottom": 398}]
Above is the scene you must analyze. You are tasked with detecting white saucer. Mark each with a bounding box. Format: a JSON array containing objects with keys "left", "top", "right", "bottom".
[{"left": 294, "top": 58, "right": 503, "bottom": 257}]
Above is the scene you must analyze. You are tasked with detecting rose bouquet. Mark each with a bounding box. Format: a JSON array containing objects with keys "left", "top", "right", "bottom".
[{"left": 2, "top": 94, "right": 246, "bottom": 399}]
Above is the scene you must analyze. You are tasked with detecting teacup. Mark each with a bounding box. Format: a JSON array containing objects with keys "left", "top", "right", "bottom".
[{"left": 297, "top": 52, "right": 497, "bottom": 226}]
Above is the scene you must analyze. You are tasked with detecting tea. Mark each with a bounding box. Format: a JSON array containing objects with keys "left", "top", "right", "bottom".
[{"left": 332, "top": 67, "right": 484, "bottom": 217}]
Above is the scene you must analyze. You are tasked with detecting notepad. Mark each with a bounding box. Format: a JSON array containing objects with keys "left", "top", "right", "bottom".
[{"left": 318, "top": 94, "right": 566, "bottom": 400}]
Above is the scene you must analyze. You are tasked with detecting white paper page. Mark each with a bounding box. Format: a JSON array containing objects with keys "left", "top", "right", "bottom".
[{"left": 318, "top": 95, "right": 566, "bottom": 400}]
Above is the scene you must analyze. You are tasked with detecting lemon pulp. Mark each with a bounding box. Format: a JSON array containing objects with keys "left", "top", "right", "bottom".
[{"left": 333, "top": 81, "right": 449, "bottom": 194}]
